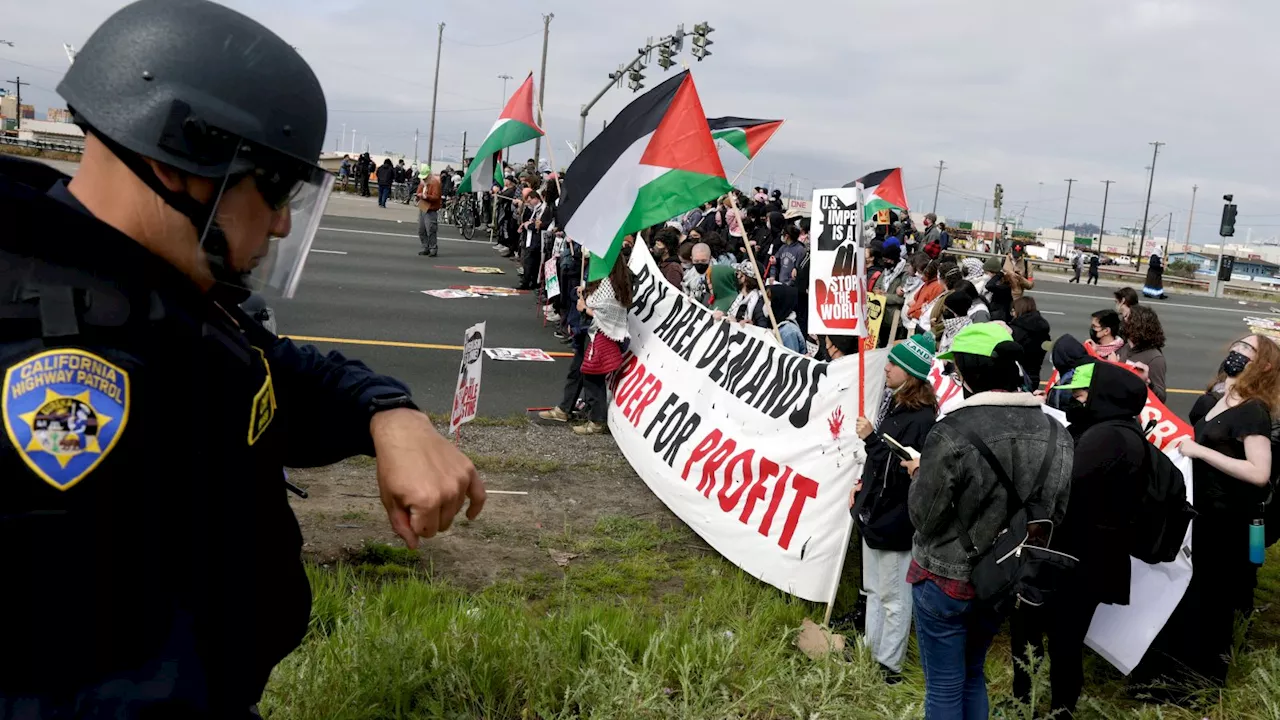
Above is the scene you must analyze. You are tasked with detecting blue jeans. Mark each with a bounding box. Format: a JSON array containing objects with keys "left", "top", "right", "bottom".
[
  {"left": 913, "top": 579, "right": 1004, "bottom": 720},
  {"left": 378, "top": 184, "right": 391, "bottom": 207}
]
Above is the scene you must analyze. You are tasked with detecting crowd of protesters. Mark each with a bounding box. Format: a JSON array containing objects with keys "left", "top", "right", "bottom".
[{"left": 446, "top": 170, "right": 1278, "bottom": 717}]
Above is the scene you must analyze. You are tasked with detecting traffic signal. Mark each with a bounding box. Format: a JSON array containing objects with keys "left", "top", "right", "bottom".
[
  {"left": 628, "top": 67, "right": 645, "bottom": 92},
  {"left": 692, "top": 22, "right": 714, "bottom": 61},
  {"left": 658, "top": 44, "right": 675, "bottom": 71},
  {"left": 1220, "top": 202, "right": 1238, "bottom": 237},
  {"left": 994, "top": 183, "right": 1004, "bottom": 207}
]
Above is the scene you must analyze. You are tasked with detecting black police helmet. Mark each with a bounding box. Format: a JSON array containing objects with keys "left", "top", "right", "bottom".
[{"left": 57, "top": 0, "right": 326, "bottom": 181}]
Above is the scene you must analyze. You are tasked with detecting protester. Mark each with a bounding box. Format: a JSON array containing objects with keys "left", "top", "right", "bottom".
[
  {"left": 1069, "top": 251, "right": 1083, "bottom": 283},
  {"left": 1011, "top": 362, "right": 1148, "bottom": 717},
  {"left": 983, "top": 256, "right": 1014, "bottom": 322},
  {"left": 1043, "top": 334, "right": 1095, "bottom": 411},
  {"left": 1117, "top": 305, "right": 1168, "bottom": 401},
  {"left": 1005, "top": 242, "right": 1036, "bottom": 299},
  {"left": 415, "top": 163, "right": 442, "bottom": 257},
  {"left": 708, "top": 264, "right": 739, "bottom": 313},
  {"left": 683, "top": 242, "right": 712, "bottom": 304},
  {"left": 1113, "top": 287, "right": 1139, "bottom": 320},
  {"left": 652, "top": 227, "right": 685, "bottom": 288},
  {"left": 774, "top": 225, "right": 806, "bottom": 286},
  {"left": 1087, "top": 252, "right": 1100, "bottom": 285},
  {"left": 1142, "top": 248, "right": 1168, "bottom": 299},
  {"left": 1010, "top": 296, "right": 1051, "bottom": 388},
  {"left": 937, "top": 290, "right": 974, "bottom": 355},
  {"left": 766, "top": 284, "right": 806, "bottom": 354},
  {"left": 958, "top": 281, "right": 990, "bottom": 323},
  {"left": 907, "top": 323, "right": 1073, "bottom": 719},
  {"left": 920, "top": 213, "right": 943, "bottom": 256},
  {"left": 1087, "top": 309, "right": 1125, "bottom": 360},
  {"left": 1149, "top": 334, "right": 1279, "bottom": 688},
  {"left": 872, "top": 245, "right": 910, "bottom": 346},
  {"left": 376, "top": 158, "right": 394, "bottom": 208},
  {"left": 906, "top": 259, "right": 943, "bottom": 322},
  {"left": 725, "top": 262, "right": 769, "bottom": 328},
  {"left": 853, "top": 333, "right": 938, "bottom": 683},
  {"left": 515, "top": 190, "right": 546, "bottom": 290}
]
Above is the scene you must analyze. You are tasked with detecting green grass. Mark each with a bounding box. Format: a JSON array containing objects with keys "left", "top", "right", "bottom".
[
  {"left": 264, "top": 524, "right": 1280, "bottom": 719},
  {"left": 349, "top": 541, "right": 421, "bottom": 569}
]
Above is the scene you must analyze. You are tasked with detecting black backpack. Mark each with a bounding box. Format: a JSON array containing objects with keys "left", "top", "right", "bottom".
[{"left": 1129, "top": 426, "right": 1197, "bottom": 564}]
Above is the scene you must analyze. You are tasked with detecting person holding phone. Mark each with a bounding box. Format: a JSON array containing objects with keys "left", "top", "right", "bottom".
[{"left": 853, "top": 333, "right": 938, "bottom": 683}]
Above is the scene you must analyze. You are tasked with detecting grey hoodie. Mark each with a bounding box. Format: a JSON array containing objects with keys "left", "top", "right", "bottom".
[{"left": 908, "top": 392, "right": 1073, "bottom": 581}]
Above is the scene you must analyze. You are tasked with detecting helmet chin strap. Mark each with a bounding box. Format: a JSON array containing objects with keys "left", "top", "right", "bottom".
[{"left": 87, "top": 126, "right": 252, "bottom": 300}]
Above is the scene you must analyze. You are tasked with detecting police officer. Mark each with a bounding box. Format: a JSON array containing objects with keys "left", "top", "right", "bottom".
[{"left": 0, "top": 0, "right": 484, "bottom": 716}]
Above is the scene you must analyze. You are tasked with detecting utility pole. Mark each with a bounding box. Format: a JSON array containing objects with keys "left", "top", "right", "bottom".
[
  {"left": 1163, "top": 212, "right": 1174, "bottom": 258},
  {"left": 412, "top": 128, "right": 419, "bottom": 168},
  {"left": 1183, "top": 184, "right": 1198, "bottom": 252},
  {"left": 1060, "top": 178, "right": 1077, "bottom": 258},
  {"left": 350, "top": 128, "right": 356, "bottom": 154},
  {"left": 1138, "top": 141, "right": 1164, "bottom": 268},
  {"left": 5, "top": 76, "right": 30, "bottom": 131},
  {"left": 460, "top": 131, "right": 467, "bottom": 166},
  {"left": 533, "top": 13, "right": 553, "bottom": 165},
  {"left": 1098, "top": 180, "right": 1114, "bottom": 252},
  {"left": 426, "top": 22, "right": 444, "bottom": 171},
  {"left": 340, "top": 123, "right": 346, "bottom": 153},
  {"left": 931, "top": 160, "right": 945, "bottom": 215}
]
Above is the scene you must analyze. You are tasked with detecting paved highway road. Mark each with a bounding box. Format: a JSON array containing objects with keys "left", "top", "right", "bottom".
[{"left": 279, "top": 211, "right": 1279, "bottom": 422}]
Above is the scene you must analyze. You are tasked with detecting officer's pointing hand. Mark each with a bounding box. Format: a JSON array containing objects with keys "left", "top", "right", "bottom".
[{"left": 371, "top": 409, "right": 486, "bottom": 548}]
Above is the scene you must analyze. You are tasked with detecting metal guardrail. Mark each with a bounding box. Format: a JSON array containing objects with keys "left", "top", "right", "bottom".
[
  {"left": 0, "top": 135, "right": 85, "bottom": 155},
  {"left": 944, "top": 246, "right": 1279, "bottom": 299}
]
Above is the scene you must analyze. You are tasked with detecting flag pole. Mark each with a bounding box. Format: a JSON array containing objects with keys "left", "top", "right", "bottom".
[
  {"left": 726, "top": 129, "right": 782, "bottom": 189},
  {"left": 725, "top": 192, "right": 783, "bottom": 343}
]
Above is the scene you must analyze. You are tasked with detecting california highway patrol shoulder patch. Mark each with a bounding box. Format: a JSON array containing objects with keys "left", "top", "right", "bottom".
[{"left": 3, "top": 348, "right": 130, "bottom": 491}]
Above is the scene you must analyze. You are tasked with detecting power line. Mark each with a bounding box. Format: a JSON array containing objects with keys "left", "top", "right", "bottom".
[{"left": 444, "top": 29, "right": 542, "bottom": 47}]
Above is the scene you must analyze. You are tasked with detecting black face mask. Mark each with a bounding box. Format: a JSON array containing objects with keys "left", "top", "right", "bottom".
[
  {"left": 693, "top": 262, "right": 709, "bottom": 274},
  {"left": 1088, "top": 328, "right": 1102, "bottom": 344},
  {"left": 1222, "top": 350, "right": 1251, "bottom": 378},
  {"left": 1065, "top": 403, "right": 1091, "bottom": 426}
]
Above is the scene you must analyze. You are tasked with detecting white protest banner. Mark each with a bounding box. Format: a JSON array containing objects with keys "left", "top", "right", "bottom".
[
  {"left": 449, "top": 322, "right": 485, "bottom": 436},
  {"left": 613, "top": 243, "right": 887, "bottom": 602},
  {"left": 544, "top": 259, "right": 561, "bottom": 300},
  {"left": 808, "top": 186, "right": 868, "bottom": 337},
  {"left": 1084, "top": 391, "right": 1196, "bottom": 675}
]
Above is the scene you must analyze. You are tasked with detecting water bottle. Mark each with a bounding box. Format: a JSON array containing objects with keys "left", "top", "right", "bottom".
[{"left": 1250, "top": 518, "right": 1266, "bottom": 566}]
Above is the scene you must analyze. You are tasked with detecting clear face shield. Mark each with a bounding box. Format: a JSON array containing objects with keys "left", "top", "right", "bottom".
[{"left": 199, "top": 149, "right": 334, "bottom": 302}]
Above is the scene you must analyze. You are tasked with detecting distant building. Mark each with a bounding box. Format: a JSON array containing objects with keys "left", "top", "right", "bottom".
[
  {"left": 46, "top": 108, "right": 73, "bottom": 124},
  {"left": 20, "top": 104, "right": 34, "bottom": 120},
  {"left": 1168, "top": 252, "right": 1280, "bottom": 281},
  {"left": 0, "top": 97, "right": 37, "bottom": 123},
  {"left": 15, "top": 119, "right": 85, "bottom": 150}
]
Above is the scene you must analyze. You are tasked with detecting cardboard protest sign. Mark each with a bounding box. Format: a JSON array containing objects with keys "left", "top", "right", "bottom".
[
  {"left": 614, "top": 243, "right": 887, "bottom": 602},
  {"left": 862, "top": 293, "right": 887, "bottom": 351},
  {"left": 544, "top": 259, "right": 561, "bottom": 300},
  {"left": 449, "top": 322, "right": 485, "bottom": 436},
  {"left": 422, "top": 289, "right": 482, "bottom": 299},
  {"left": 485, "top": 348, "right": 555, "bottom": 362},
  {"left": 808, "top": 187, "right": 867, "bottom": 337}
]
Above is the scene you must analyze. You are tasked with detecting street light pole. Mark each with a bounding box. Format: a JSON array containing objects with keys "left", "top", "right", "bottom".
[
  {"left": 533, "top": 13, "right": 553, "bottom": 165},
  {"left": 497, "top": 73, "right": 512, "bottom": 106},
  {"left": 1060, "top": 178, "right": 1077, "bottom": 258},
  {"left": 1098, "top": 180, "right": 1114, "bottom": 252}
]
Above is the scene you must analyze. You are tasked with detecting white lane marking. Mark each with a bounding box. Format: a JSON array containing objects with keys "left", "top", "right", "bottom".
[
  {"left": 318, "top": 226, "right": 494, "bottom": 245},
  {"left": 1031, "top": 288, "right": 1270, "bottom": 316},
  {"left": 310, "top": 249, "right": 348, "bottom": 255}
]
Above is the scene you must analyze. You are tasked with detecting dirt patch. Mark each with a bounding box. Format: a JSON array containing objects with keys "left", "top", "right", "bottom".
[{"left": 287, "top": 421, "right": 697, "bottom": 590}]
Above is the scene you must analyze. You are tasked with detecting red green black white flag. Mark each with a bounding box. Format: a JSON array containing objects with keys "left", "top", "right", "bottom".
[
  {"left": 458, "top": 73, "right": 544, "bottom": 194},
  {"left": 559, "top": 71, "right": 732, "bottom": 281},
  {"left": 844, "top": 168, "right": 909, "bottom": 221},
  {"left": 706, "top": 117, "right": 784, "bottom": 160}
]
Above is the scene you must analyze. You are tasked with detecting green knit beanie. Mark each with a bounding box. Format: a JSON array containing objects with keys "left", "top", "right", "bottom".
[{"left": 888, "top": 333, "right": 937, "bottom": 381}]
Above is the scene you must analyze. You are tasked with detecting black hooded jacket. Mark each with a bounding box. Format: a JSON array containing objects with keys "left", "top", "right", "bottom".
[
  {"left": 855, "top": 398, "right": 936, "bottom": 550},
  {"left": 1058, "top": 362, "right": 1150, "bottom": 605},
  {"left": 1010, "top": 310, "right": 1052, "bottom": 385},
  {"left": 1045, "top": 334, "right": 1094, "bottom": 410}
]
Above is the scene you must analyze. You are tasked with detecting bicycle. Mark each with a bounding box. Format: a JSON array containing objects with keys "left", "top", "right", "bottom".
[{"left": 453, "top": 194, "right": 476, "bottom": 240}]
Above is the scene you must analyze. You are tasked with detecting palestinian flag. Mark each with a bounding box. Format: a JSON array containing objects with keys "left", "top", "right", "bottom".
[
  {"left": 706, "top": 117, "right": 784, "bottom": 159},
  {"left": 458, "top": 73, "right": 543, "bottom": 193},
  {"left": 844, "top": 168, "right": 909, "bottom": 222},
  {"left": 560, "top": 71, "right": 731, "bottom": 281}
]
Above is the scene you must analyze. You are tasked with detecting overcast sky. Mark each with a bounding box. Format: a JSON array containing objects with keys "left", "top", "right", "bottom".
[{"left": 4, "top": 0, "right": 1279, "bottom": 246}]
